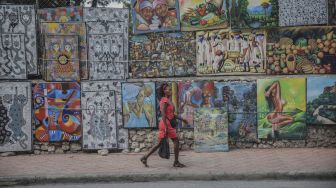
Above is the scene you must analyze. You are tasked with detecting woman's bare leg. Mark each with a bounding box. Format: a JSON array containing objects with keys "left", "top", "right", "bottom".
[
  {"left": 171, "top": 137, "right": 185, "bottom": 167},
  {"left": 141, "top": 140, "right": 162, "bottom": 167}
]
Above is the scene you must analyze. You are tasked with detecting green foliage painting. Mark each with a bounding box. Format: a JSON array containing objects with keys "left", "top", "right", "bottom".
[
  {"left": 257, "top": 78, "right": 306, "bottom": 139},
  {"left": 230, "top": 0, "right": 278, "bottom": 29},
  {"left": 307, "top": 76, "right": 336, "bottom": 125}
]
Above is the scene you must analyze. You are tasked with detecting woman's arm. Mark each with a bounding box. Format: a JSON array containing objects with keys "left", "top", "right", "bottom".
[{"left": 161, "top": 103, "right": 169, "bottom": 136}]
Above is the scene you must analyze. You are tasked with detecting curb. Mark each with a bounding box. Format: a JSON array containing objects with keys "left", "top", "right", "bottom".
[{"left": 1, "top": 172, "right": 336, "bottom": 186}]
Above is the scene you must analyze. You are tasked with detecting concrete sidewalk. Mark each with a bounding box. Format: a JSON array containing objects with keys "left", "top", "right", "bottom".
[{"left": 0, "top": 148, "right": 336, "bottom": 186}]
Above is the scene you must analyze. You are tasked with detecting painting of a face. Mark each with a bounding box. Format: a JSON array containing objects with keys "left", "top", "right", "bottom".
[
  {"left": 64, "top": 44, "right": 72, "bottom": 52},
  {"left": 53, "top": 43, "right": 60, "bottom": 51},
  {"left": 155, "top": 4, "right": 168, "bottom": 17},
  {"left": 141, "top": 7, "right": 153, "bottom": 21}
]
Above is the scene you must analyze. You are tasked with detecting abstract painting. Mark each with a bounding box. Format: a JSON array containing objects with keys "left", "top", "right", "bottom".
[
  {"left": 230, "top": 0, "right": 279, "bottom": 29},
  {"left": 266, "top": 26, "right": 336, "bottom": 75},
  {"left": 41, "top": 23, "right": 88, "bottom": 80},
  {"left": 84, "top": 8, "right": 129, "bottom": 80},
  {"left": 122, "top": 82, "right": 156, "bottom": 128},
  {"left": 0, "top": 33, "right": 26, "bottom": 79},
  {"left": 81, "top": 81, "right": 118, "bottom": 150},
  {"left": 194, "top": 108, "right": 228, "bottom": 152},
  {"left": 0, "top": 82, "right": 31, "bottom": 152},
  {"left": 0, "top": 5, "right": 38, "bottom": 76},
  {"left": 130, "top": 32, "right": 196, "bottom": 78},
  {"left": 82, "top": 81, "right": 128, "bottom": 150},
  {"left": 178, "top": 81, "right": 215, "bottom": 128},
  {"left": 44, "top": 35, "right": 80, "bottom": 81},
  {"left": 179, "top": 0, "right": 229, "bottom": 31},
  {"left": 196, "top": 29, "right": 266, "bottom": 75},
  {"left": 279, "top": 0, "right": 327, "bottom": 27},
  {"left": 38, "top": 6, "right": 83, "bottom": 22},
  {"left": 215, "top": 80, "right": 257, "bottom": 141},
  {"left": 155, "top": 82, "right": 178, "bottom": 124},
  {"left": 257, "top": 78, "right": 306, "bottom": 140},
  {"left": 329, "top": 0, "right": 336, "bottom": 25},
  {"left": 307, "top": 76, "right": 336, "bottom": 125},
  {"left": 131, "top": 0, "right": 180, "bottom": 34},
  {"left": 33, "top": 82, "right": 81, "bottom": 142}
]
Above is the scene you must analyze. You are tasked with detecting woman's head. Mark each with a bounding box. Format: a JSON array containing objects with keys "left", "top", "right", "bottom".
[
  {"left": 159, "top": 83, "right": 171, "bottom": 98},
  {"left": 140, "top": 1, "right": 154, "bottom": 22},
  {"left": 153, "top": 0, "right": 168, "bottom": 17}
]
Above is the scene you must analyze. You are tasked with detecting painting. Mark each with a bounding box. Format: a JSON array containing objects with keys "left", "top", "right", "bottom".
[
  {"left": 129, "top": 32, "right": 196, "bottom": 78},
  {"left": 87, "top": 33, "right": 126, "bottom": 80},
  {"left": 0, "top": 5, "right": 38, "bottom": 75},
  {"left": 81, "top": 81, "right": 118, "bottom": 150},
  {"left": 122, "top": 82, "right": 156, "bottom": 128},
  {"left": 230, "top": 0, "right": 279, "bottom": 29},
  {"left": 266, "top": 26, "right": 336, "bottom": 75},
  {"left": 155, "top": 82, "right": 178, "bottom": 124},
  {"left": 82, "top": 81, "right": 128, "bottom": 150},
  {"left": 41, "top": 23, "right": 88, "bottom": 80},
  {"left": 84, "top": 8, "right": 129, "bottom": 80},
  {"left": 329, "top": 0, "right": 336, "bottom": 25},
  {"left": 257, "top": 78, "right": 306, "bottom": 140},
  {"left": 131, "top": 0, "right": 180, "bottom": 34},
  {"left": 0, "top": 33, "right": 26, "bottom": 79},
  {"left": 33, "top": 82, "right": 81, "bottom": 142},
  {"left": 196, "top": 29, "right": 266, "bottom": 75},
  {"left": 178, "top": 81, "right": 215, "bottom": 128},
  {"left": 0, "top": 82, "right": 31, "bottom": 152},
  {"left": 179, "top": 0, "right": 229, "bottom": 31},
  {"left": 194, "top": 108, "right": 228, "bottom": 152},
  {"left": 307, "top": 76, "right": 336, "bottom": 125},
  {"left": 279, "top": 0, "right": 327, "bottom": 27},
  {"left": 44, "top": 35, "right": 80, "bottom": 81},
  {"left": 215, "top": 80, "right": 257, "bottom": 141},
  {"left": 38, "top": 6, "right": 83, "bottom": 22}
]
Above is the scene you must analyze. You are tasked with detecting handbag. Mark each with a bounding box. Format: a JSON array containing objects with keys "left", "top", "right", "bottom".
[
  {"left": 170, "top": 117, "right": 178, "bottom": 129},
  {"left": 158, "top": 137, "right": 170, "bottom": 159}
]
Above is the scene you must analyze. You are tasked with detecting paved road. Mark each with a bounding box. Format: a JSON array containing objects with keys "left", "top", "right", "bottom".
[{"left": 11, "top": 181, "right": 336, "bottom": 188}]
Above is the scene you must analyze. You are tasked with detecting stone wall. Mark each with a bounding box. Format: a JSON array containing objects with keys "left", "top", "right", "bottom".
[
  {"left": 128, "top": 125, "right": 336, "bottom": 152},
  {"left": 33, "top": 142, "right": 82, "bottom": 155}
]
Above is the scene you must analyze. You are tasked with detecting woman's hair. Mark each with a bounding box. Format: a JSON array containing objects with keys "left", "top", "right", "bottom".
[
  {"left": 158, "top": 82, "right": 169, "bottom": 99},
  {"left": 265, "top": 86, "right": 274, "bottom": 111}
]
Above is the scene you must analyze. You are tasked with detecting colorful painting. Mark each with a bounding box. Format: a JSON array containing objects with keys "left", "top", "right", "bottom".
[
  {"left": 38, "top": 6, "right": 83, "bottom": 22},
  {"left": 196, "top": 29, "right": 266, "bottom": 75},
  {"left": 279, "top": 0, "right": 327, "bottom": 27},
  {"left": 44, "top": 35, "right": 80, "bottom": 81},
  {"left": 122, "top": 82, "right": 156, "bottom": 128},
  {"left": 307, "top": 76, "right": 336, "bottom": 125},
  {"left": 194, "top": 108, "right": 228, "bottom": 152},
  {"left": 131, "top": 0, "right": 180, "bottom": 34},
  {"left": 0, "top": 5, "right": 37, "bottom": 75},
  {"left": 230, "top": 0, "right": 279, "bottom": 29},
  {"left": 257, "top": 78, "right": 306, "bottom": 140},
  {"left": 41, "top": 23, "right": 88, "bottom": 80},
  {"left": 215, "top": 80, "right": 257, "bottom": 141},
  {"left": 178, "top": 81, "right": 215, "bottom": 128},
  {"left": 179, "top": 0, "right": 229, "bottom": 31},
  {"left": 155, "top": 82, "right": 178, "bottom": 124},
  {"left": 0, "top": 82, "right": 31, "bottom": 152},
  {"left": 130, "top": 32, "right": 196, "bottom": 78},
  {"left": 266, "top": 27, "right": 336, "bottom": 75},
  {"left": 84, "top": 8, "right": 129, "bottom": 80},
  {"left": 329, "top": 0, "right": 336, "bottom": 25},
  {"left": 81, "top": 81, "right": 118, "bottom": 150},
  {"left": 33, "top": 82, "right": 81, "bottom": 142},
  {"left": 82, "top": 81, "right": 128, "bottom": 149},
  {"left": 0, "top": 33, "right": 26, "bottom": 79}
]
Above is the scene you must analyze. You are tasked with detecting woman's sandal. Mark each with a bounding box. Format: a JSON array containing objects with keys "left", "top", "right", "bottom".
[
  {"left": 140, "top": 156, "right": 148, "bottom": 167},
  {"left": 173, "top": 161, "right": 186, "bottom": 168}
]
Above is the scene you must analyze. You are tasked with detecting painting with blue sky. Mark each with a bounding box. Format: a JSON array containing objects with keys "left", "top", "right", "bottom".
[
  {"left": 307, "top": 76, "right": 336, "bottom": 125},
  {"left": 214, "top": 80, "right": 257, "bottom": 140},
  {"left": 230, "top": 0, "right": 278, "bottom": 29}
]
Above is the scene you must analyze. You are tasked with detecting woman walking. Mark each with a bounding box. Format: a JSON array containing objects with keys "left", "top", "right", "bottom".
[{"left": 140, "top": 83, "right": 186, "bottom": 168}]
